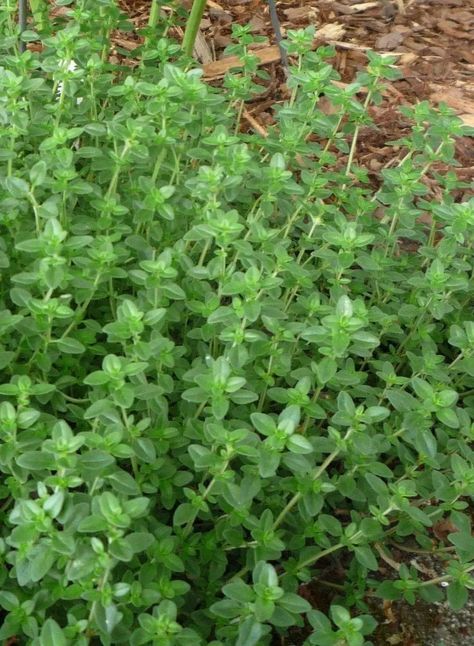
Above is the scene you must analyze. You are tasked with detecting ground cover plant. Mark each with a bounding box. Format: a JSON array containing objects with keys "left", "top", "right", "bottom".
[{"left": 0, "top": 1, "right": 473, "bottom": 644}]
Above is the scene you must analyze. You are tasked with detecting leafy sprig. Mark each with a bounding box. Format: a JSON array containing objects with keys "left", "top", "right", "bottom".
[{"left": 0, "top": 4, "right": 473, "bottom": 645}]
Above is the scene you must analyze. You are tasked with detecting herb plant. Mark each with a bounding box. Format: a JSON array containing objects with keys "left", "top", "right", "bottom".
[{"left": 0, "top": 4, "right": 473, "bottom": 645}]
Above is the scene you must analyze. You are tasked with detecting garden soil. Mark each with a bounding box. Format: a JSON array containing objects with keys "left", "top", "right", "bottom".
[{"left": 89, "top": 0, "right": 473, "bottom": 643}]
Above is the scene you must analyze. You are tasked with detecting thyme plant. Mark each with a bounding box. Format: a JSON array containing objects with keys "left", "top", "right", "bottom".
[{"left": 0, "top": 4, "right": 473, "bottom": 645}]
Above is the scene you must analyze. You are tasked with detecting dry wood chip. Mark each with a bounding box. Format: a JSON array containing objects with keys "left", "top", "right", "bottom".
[
  {"left": 461, "top": 50, "right": 474, "bottom": 64},
  {"left": 284, "top": 6, "right": 318, "bottom": 22},
  {"left": 429, "top": 46, "right": 448, "bottom": 57},
  {"left": 193, "top": 29, "right": 214, "bottom": 64},
  {"left": 209, "top": 8, "right": 233, "bottom": 22},
  {"left": 419, "top": 0, "right": 463, "bottom": 4},
  {"left": 113, "top": 36, "right": 140, "bottom": 51},
  {"left": 432, "top": 518, "right": 459, "bottom": 541},
  {"left": 315, "top": 23, "right": 346, "bottom": 40},
  {"left": 438, "top": 19, "right": 474, "bottom": 39},
  {"left": 331, "top": 1, "right": 360, "bottom": 14},
  {"left": 364, "top": 21, "right": 391, "bottom": 35},
  {"left": 398, "top": 52, "right": 417, "bottom": 64},
  {"left": 350, "top": 1, "right": 380, "bottom": 11},
  {"left": 375, "top": 30, "right": 405, "bottom": 49},
  {"left": 383, "top": 599, "right": 397, "bottom": 624},
  {"left": 459, "top": 113, "right": 474, "bottom": 126},
  {"left": 203, "top": 24, "right": 346, "bottom": 79},
  {"left": 249, "top": 15, "right": 266, "bottom": 32},
  {"left": 386, "top": 636, "right": 404, "bottom": 645},
  {"left": 452, "top": 79, "right": 474, "bottom": 91},
  {"left": 430, "top": 84, "right": 474, "bottom": 115},
  {"left": 331, "top": 39, "right": 371, "bottom": 50},
  {"left": 214, "top": 33, "right": 232, "bottom": 48},
  {"left": 49, "top": 5, "right": 70, "bottom": 18},
  {"left": 248, "top": 39, "right": 269, "bottom": 49},
  {"left": 317, "top": 95, "right": 340, "bottom": 115},
  {"left": 449, "top": 9, "right": 474, "bottom": 23},
  {"left": 203, "top": 46, "right": 281, "bottom": 78},
  {"left": 402, "top": 37, "right": 428, "bottom": 52},
  {"left": 392, "top": 24, "right": 411, "bottom": 34}
]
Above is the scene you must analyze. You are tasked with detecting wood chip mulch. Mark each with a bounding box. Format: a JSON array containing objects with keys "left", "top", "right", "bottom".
[{"left": 110, "top": 0, "right": 473, "bottom": 189}]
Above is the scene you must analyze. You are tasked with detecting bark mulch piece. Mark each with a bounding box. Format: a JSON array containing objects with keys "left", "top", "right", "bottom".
[{"left": 112, "top": 0, "right": 473, "bottom": 187}]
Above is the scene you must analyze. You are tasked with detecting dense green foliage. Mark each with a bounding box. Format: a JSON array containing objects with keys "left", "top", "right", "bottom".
[{"left": 0, "top": 2, "right": 473, "bottom": 644}]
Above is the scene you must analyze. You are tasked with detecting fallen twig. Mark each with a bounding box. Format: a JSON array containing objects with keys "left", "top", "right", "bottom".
[{"left": 242, "top": 109, "right": 268, "bottom": 138}]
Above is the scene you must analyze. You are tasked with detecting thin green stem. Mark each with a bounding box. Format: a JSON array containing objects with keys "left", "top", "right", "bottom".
[
  {"left": 257, "top": 354, "right": 274, "bottom": 412},
  {"left": 295, "top": 542, "right": 344, "bottom": 572},
  {"left": 418, "top": 564, "right": 474, "bottom": 588},
  {"left": 87, "top": 566, "right": 112, "bottom": 629},
  {"left": 272, "top": 429, "right": 354, "bottom": 532},
  {"left": 289, "top": 55, "right": 302, "bottom": 107},
  {"left": 59, "top": 272, "right": 103, "bottom": 340},
  {"left": 106, "top": 141, "right": 131, "bottom": 198},
  {"left": 152, "top": 147, "right": 167, "bottom": 183},
  {"left": 234, "top": 100, "right": 245, "bottom": 135},
  {"left": 121, "top": 408, "right": 138, "bottom": 477},
  {"left": 182, "top": 459, "right": 230, "bottom": 538},
  {"left": 342, "top": 88, "right": 375, "bottom": 185},
  {"left": 300, "top": 387, "right": 322, "bottom": 434},
  {"left": 198, "top": 239, "right": 211, "bottom": 267},
  {"left": 27, "top": 192, "right": 41, "bottom": 234},
  {"left": 194, "top": 401, "right": 207, "bottom": 419},
  {"left": 395, "top": 298, "right": 432, "bottom": 366}
]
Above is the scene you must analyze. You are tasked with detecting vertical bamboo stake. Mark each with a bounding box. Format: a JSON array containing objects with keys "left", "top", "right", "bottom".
[
  {"left": 148, "top": 0, "right": 161, "bottom": 30},
  {"left": 182, "top": 0, "right": 207, "bottom": 58},
  {"left": 144, "top": 0, "right": 161, "bottom": 49},
  {"left": 18, "top": 0, "right": 27, "bottom": 52}
]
